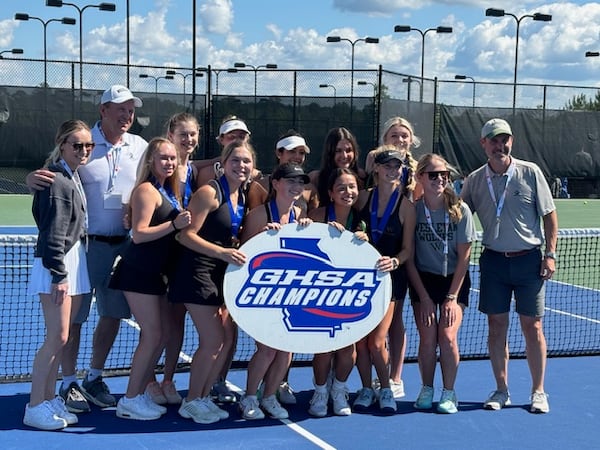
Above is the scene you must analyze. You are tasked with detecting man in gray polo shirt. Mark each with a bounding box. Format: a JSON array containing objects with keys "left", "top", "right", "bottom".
[{"left": 461, "top": 118, "right": 557, "bottom": 414}]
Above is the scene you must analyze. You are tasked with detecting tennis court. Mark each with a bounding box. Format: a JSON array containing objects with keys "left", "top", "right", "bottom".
[{"left": 1, "top": 199, "right": 599, "bottom": 448}]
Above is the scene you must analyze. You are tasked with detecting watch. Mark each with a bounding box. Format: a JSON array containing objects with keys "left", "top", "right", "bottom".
[{"left": 545, "top": 252, "right": 557, "bottom": 260}]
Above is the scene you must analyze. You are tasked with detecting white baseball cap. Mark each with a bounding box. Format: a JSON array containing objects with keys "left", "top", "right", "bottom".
[
  {"left": 101, "top": 85, "right": 143, "bottom": 107},
  {"left": 481, "top": 118, "right": 512, "bottom": 139}
]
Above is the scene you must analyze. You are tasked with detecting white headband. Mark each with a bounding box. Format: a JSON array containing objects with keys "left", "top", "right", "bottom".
[{"left": 276, "top": 136, "right": 310, "bottom": 153}]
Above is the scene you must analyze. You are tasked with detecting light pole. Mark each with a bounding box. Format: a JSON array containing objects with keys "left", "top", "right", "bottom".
[
  {"left": 485, "top": 8, "right": 552, "bottom": 110},
  {"left": 326, "top": 36, "right": 379, "bottom": 122},
  {"left": 139, "top": 73, "right": 174, "bottom": 96},
  {"left": 166, "top": 69, "right": 204, "bottom": 108},
  {"left": 233, "top": 62, "right": 277, "bottom": 121},
  {"left": 394, "top": 25, "right": 452, "bottom": 102},
  {"left": 14, "top": 13, "right": 76, "bottom": 87},
  {"left": 214, "top": 68, "right": 238, "bottom": 96},
  {"left": 233, "top": 62, "right": 278, "bottom": 96},
  {"left": 0, "top": 48, "right": 24, "bottom": 58},
  {"left": 357, "top": 80, "right": 376, "bottom": 96},
  {"left": 585, "top": 51, "right": 600, "bottom": 58},
  {"left": 455, "top": 74, "right": 476, "bottom": 107},
  {"left": 319, "top": 83, "right": 336, "bottom": 99},
  {"left": 402, "top": 77, "right": 421, "bottom": 101},
  {"left": 46, "top": 1, "right": 116, "bottom": 95}
]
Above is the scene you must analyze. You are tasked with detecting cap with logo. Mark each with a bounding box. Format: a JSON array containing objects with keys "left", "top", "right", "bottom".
[
  {"left": 481, "top": 118, "right": 513, "bottom": 139},
  {"left": 100, "top": 85, "right": 143, "bottom": 107},
  {"left": 272, "top": 163, "right": 310, "bottom": 184}
]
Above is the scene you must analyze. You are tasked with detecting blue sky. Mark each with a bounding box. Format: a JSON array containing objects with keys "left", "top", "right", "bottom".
[{"left": 2, "top": 1, "right": 600, "bottom": 97}]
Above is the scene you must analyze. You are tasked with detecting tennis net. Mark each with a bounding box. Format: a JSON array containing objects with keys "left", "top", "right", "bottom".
[{"left": 1, "top": 229, "right": 599, "bottom": 382}]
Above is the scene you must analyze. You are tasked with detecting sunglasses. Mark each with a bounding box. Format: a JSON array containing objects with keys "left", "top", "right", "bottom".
[
  {"left": 66, "top": 141, "right": 95, "bottom": 153},
  {"left": 425, "top": 170, "right": 450, "bottom": 181}
]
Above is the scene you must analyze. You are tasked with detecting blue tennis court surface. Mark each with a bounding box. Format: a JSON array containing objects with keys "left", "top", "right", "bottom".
[{"left": 1, "top": 356, "right": 598, "bottom": 449}]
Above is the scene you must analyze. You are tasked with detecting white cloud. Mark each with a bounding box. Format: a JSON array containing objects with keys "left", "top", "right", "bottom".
[
  {"left": 0, "top": 19, "right": 19, "bottom": 49},
  {"left": 199, "top": 0, "right": 234, "bottom": 35}
]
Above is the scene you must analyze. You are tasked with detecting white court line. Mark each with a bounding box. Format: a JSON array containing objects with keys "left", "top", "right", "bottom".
[{"left": 122, "top": 319, "right": 337, "bottom": 448}]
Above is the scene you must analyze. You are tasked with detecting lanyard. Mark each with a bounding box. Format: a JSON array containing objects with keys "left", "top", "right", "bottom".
[
  {"left": 485, "top": 161, "right": 516, "bottom": 240},
  {"left": 106, "top": 145, "right": 122, "bottom": 192},
  {"left": 423, "top": 202, "right": 449, "bottom": 277},
  {"left": 220, "top": 175, "right": 244, "bottom": 239},
  {"left": 182, "top": 163, "right": 193, "bottom": 208},
  {"left": 370, "top": 187, "right": 400, "bottom": 244},
  {"left": 149, "top": 175, "right": 181, "bottom": 212},
  {"left": 269, "top": 198, "right": 296, "bottom": 224},
  {"left": 327, "top": 204, "right": 354, "bottom": 230}
]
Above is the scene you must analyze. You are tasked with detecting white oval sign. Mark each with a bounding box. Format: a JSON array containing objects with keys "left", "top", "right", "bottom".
[{"left": 223, "top": 222, "right": 391, "bottom": 353}]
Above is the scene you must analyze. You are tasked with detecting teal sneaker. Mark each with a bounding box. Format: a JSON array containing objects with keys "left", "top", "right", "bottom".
[
  {"left": 414, "top": 385, "right": 434, "bottom": 410},
  {"left": 437, "top": 389, "right": 458, "bottom": 414}
]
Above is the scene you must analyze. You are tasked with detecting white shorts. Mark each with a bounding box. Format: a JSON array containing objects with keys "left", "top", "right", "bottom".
[{"left": 28, "top": 239, "right": 91, "bottom": 296}]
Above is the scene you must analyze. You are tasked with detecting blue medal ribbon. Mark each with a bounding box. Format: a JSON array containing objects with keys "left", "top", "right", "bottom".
[
  {"left": 220, "top": 175, "right": 244, "bottom": 239},
  {"left": 149, "top": 174, "right": 181, "bottom": 212},
  {"left": 327, "top": 204, "right": 354, "bottom": 231},
  {"left": 269, "top": 198, "right": 296, "bottom": 224},
  {"left": 370, "top": 187, "right": 400, "bottom": 244},
  {"left": 182, "top": 163, "right": 193, "bottom": 208}
]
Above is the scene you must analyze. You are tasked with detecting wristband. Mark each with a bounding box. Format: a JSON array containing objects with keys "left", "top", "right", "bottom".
[
  {"left": 391, "top": 257, "right": 399, "bottom": 270},
  {"left": 445, "top": 293, "right": 457, "bottom": 300},
  {"left": 171, "top": 220, "right": 179, "bottom": 231}
]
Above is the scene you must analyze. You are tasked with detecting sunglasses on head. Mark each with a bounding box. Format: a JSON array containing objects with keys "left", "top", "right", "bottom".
[{"left": 425, "top": 170, "right": 450, "bottom": 181}]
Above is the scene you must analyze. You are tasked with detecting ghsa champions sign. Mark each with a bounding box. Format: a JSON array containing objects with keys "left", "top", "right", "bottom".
[{"left": 223, "top": 223, "right": 391, "bottom": 353}]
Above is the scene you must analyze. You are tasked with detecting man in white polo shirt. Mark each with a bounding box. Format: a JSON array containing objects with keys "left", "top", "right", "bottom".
[{"left": 461, "top": 118, "right": 557, "bottom": 414}]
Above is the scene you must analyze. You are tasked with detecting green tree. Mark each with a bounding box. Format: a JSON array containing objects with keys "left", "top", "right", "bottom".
[{"left": 564, "top": 92, "right": 600, "bottom": 110}]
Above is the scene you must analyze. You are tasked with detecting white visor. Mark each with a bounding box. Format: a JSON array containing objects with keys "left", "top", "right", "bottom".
[
  {"left": 218, "top": 119, "right": 250, "bottom": 136},
  {"left": 276, "top": 136, "right": 310, "bottom": 154}
]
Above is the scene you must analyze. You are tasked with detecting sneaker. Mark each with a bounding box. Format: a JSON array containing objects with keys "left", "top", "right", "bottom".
[
  {"left": 23, "top": 401, "right": 68, "bottom": 430},
  {"left": 390, "top": 379, "right": 405, "bottom": 399},
  {"left": 206, "top": 397, "right": 230, "bottom": 420},
  {"left": 142, "top": 392, "right": 167, "bottom": 415},
  {"left": 530, "top": 391, "right": 550, "bottom": 413},
  {"left": 161, "top": 380, "right": 183, "bottom": 405},
  {"left": 239, "top": 395, "right": 265, "bottom": 420},
  {"left": 261, "top": 394, "right": 289, "bottom": 419},
  {"left": 437, "top": 389, "right": 458, "bottom": 414},
  {"left": 145, "top": 381, "right": 167, "bottom": 405},
  {"left": 331, "top": 386, "right": 351, "bottom": 416},
  {"left": 484, "top": 390, "right": 511, "bottom": 411},
  {"left": 414, "top": 385, "right": 434, "bottom": 410},
  {"left": 178, "top": 397, "right": 220, "bottom": 424},
  {"left": 116, "top": 395, "right": 161, "bottom": 421},
  {"left": 50, "top": 396, "right": 79, "bottom": 425},
  {"left": 211, "top": 380, "right": 236, "bottom": 403},
  {"left": 277, "top": 382, "right": 297, "bottom": 405},
  {"left": 353, "top": 387, "right": 376, "bottom": 412},
  {"left": 82, "top": 375, "right": 116, "bottom": 407},
  {"left": 59, "top": 382, "right": 90, "bottom": 413},
  {"left": 308, "top": 389, "right": 329, "bottom": 417},
  {"left": 378, "top": 387, "right": 397, "bottom": 414}
]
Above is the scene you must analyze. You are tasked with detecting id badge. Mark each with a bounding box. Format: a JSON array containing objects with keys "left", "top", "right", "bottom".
[{"left": 104, "top": 191, "right": 123, "bottom": 210}]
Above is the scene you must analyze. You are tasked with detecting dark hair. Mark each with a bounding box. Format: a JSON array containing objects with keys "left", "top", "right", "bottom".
[
  {"left": 327, "top": 167, "right": 359, "bottom": 193},
  {"left": 317, "top": 127, "right": 361, "bottom": 206}
]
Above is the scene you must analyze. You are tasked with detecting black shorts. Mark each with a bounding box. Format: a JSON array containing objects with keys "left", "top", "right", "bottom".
[
  {"left": 409, "top": 270, "right": 471, "bottom": 307},
  {"left": 108, "top": 259, "right": 168, "bottom": 296}
]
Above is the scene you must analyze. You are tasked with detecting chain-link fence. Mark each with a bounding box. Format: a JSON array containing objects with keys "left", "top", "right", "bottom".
[{"left": 1, "top": 57, "right": 599, "bottom": 196}]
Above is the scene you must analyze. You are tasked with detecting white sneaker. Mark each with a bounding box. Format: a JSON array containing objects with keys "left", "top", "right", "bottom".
[
  {"left": 308, "top": 389, "right": 329, "bottom": 417},
  {"left": 378, "top": 387, "right": 397, "bottom": 414},
  {"left": 239, "top": 395, "right": 265, "bottom": 420},
  {"left": 116, "top": 395, "right": 162, "bottom": 421},
  {"left": 261, "top": 394, "right": 289, "bottom": 419},
  {"left": 178, "top": 397, "right": 220, "bottom": 424},
  {"left": 331, "top": 386, "right": 351, "bottom": 416},
  {"left": 530, "top": 391, "right": 550, "bottom": 413},
  {"left": 50, "top": 396, "right": 78, "bottom": 425},
  {"left": 23, "top": 401, "right": 68, "bottom": 430},
  {"left": 277, "top": 382, "right": 297, "bottom": 405},
  {"left": 205, "top": 397, "right": 229, "bottom": 420},
  {"left": 390, "top": 379, "right": 405, "bottom": 398},
  {"left": 142, "top": 392, "right": 167, "bottom": 415}
]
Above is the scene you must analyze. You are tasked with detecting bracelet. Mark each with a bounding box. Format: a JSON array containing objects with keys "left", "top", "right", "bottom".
[
  {"left": 391, "top": 257, "right": 399, "bottom": 270},
  {"left": 445, "top": 293, "right": 457, "bottom": 300},
  {"left": 171, "top": 220, "right": 179, "bottom": 231}
]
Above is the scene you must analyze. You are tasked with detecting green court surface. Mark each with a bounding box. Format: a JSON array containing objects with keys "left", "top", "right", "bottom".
[{"left": 0, "top": 195, "right": 598, "bottom": 228}]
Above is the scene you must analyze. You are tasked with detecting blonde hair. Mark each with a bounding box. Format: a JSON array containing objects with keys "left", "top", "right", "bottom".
[
  {"left": 44, "top": 119, "right": 91, "bottom": 167},
  {"left": 416, "top": 153, "right": 462, "bottom": 223},
  {"left": 370, "top": 144, "right": 417, "bottom": 195},
  {"left": 135, "top": 137, "right": 181, "bottom": 201}
]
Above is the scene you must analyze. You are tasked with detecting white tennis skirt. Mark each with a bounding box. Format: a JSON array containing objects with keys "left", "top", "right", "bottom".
[{"left": 28, "top": 239, "right": 91, "bottom": 296}]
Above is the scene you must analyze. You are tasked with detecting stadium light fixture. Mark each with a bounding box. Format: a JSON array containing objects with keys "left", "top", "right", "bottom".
[
  {"left": 166, "top": 69, "right": 204, "bottom": 107},
  {"left": 0, "top": 48, "right": 24, "bottom": 59},
  {"left": 585, "top": 51, "right": 599, "bottom": 58},
  {"left": 455, "top": 74, "right": 476, "bottom": 107}
]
